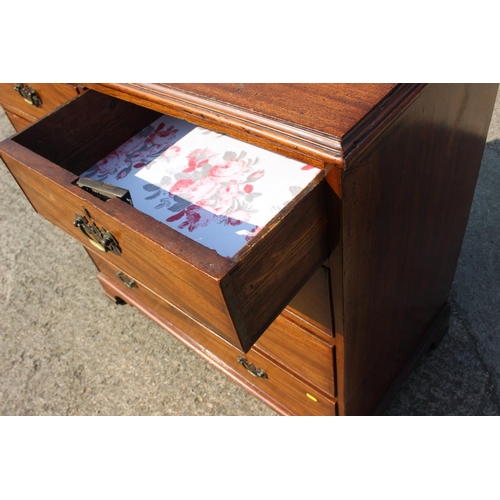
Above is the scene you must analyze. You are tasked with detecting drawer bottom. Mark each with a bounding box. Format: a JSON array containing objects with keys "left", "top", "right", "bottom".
[{"left": 92, "top": 258, "right": 337, "bottom": 416}]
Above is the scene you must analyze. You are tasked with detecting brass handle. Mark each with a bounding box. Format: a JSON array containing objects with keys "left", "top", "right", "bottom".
[
  {"left": 238, "top": 357, "right": 268, "bottom": 379},
  {"left": 73, "top": 208, "right": 121, "bottom": 255},
  {"left": 116, "top": 271, "right": 137, "bottom": 288},
  {"left": 14, "top": 83, "right": 42, "bottom": 107}
]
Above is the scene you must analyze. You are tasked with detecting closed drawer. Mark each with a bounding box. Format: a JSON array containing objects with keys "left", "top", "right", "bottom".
[
  {"left": 0, "top": 89, "right": 329, "bottom": 353},
  {"left": 254, "top": 313, "right": 335, "bottom": 396},
  {"left": 0, "top": 83, "right": 79, "bottom": 122},
  {"left": 90, "top": 250, "right": 336, "bottom": 397},
  {"left": 92, "top": 254, "right": 336, "bottom": 416}
]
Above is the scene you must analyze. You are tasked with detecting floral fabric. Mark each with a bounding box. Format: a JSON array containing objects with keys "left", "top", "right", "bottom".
[{"left": 81, "top": 115, "right": 321, "bottom": 258}]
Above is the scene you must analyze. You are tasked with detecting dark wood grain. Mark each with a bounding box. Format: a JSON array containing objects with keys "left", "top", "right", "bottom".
[
  {"left": 287, "top": 265, "right": 333, "bottom": 334},
  {"left": 13, "top": 90, "right": 161, "bottom": 175},
  {"left": 85, "top": 83, "right": 423, "bottom": 163},
  {"left": 165, "top": 84, "right": 397, "bottom": 139},
  {"left": 224, "top": 177, "right": 329, "bottom": 351},
  {"left": 0, "top": 83, "right": 79, "bottom": 121},
  {"left": 254, "top": 313, "right": 335, "bottom": 396},
  {"left": 1, "top": 82, "right": 497, "bottom": 415},
  {"left": 0, "top": 143, "right": 240, "bottom": 341},
  {"left": 0, "top": 91, "right": 330, "bottom": 353},
  {"left": 369, "top": 303, "right": 451, "bottom": 415},
  {"left": 90, "top": 252, "right": 337, "bottom": 416},
  {"left": 339, "top": 83, "right": 499, "bottom": 415}
]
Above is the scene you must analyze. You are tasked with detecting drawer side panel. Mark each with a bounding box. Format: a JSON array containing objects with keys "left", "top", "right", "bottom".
[{"left": 224, "top": 178, "right": 329, "bottom": 350}]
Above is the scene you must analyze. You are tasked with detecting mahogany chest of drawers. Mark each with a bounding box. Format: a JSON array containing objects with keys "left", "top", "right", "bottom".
[{"left": 0, "top": 83, "right": 497, "bottom": 415}]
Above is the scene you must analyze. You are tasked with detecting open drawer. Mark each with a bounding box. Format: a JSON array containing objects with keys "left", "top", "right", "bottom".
[{"left": 0, "top": 90, "right": 329, "bottom": 352}]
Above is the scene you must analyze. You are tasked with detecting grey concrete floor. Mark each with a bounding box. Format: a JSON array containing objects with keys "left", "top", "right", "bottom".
[{"left": 0, "top": 88, "right": 499, "bottom": 416}]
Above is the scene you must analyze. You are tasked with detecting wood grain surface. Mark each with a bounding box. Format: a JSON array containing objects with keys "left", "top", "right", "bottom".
[
  {"left": 0, "top": 83, "right": 79, "bottom": 121},
  {"left": 338, "top": 83, "right": 499, "bottom": 415},
  {"left": 1, "top": 83, "right": 496, "bottom": 415},
  {"left": 0, "top": 89, "right": 330, "bottom": 353},
  {"left": 13, "top": 90, "right": 161, "bottom": 174},
  {"left": 287, "top": 265, "right": 333, "bottom": 334},
  {"left": 91, "top": 253, "right": 337, "bottom": 416},
  {"left": 85, "top": 83, "right": 424, "bottom": 163}
]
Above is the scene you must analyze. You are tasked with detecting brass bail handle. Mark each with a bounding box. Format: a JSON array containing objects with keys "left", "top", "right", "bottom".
[
  {"left": 116, "top": 271, "right": 137, "bottom": 289},
  {"left": 238, "top": 357, "right": 268, "bottom": 379},
  {"left": 73, "top": 209, "right": 121, "bottom": 255},
  {"left": 14, "top": 84, "right": 42, "bottom": 108}
]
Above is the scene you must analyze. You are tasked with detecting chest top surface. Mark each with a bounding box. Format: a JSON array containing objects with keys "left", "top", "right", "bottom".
[
  {"left": 86, "top": 83, "right": 423, "bottom": 163},
  {"left": 159, "top": 84, "right": 398, "bottom": 138}
]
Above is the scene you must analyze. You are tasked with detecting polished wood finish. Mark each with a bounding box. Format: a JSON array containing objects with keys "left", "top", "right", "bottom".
[
  {"left": 0, "top": 90, "right": 329, "bottom": 353},
  {"left": 223, "top": 178, "right": 328, "bottom": 350},
  {"left": 89, "top": 249, "right": 336, "bottom": 397},
  {"left": 287, "top": 265, "right": 333, "bottom": 335},
  {"left": 89, "top": 250, "right": 337, "bottom": 416},
  {"left": 254, "top": 317, "right": 335, "bottom": 396},
  {"left": 337, "top": 83, "right": 499, "bottom": 415},
  {"left": 0, "top": 138, "right": 327, "bottom": 353},
  {"left": 0, "top": 83, "right": 497, "bottom": 415},
  {"left": 161, "top": 83, "right": 398, "bottom": 139},
  {"left": 86, "top": 83, "right": 424, "bottom": 164},
  {"left": 13, "top": 90, "right": 162, "bottom": 174},
  {"left": 369, "top": 303, "right": 451, "bottom": 415},
  {"left": 0, "top": 83, "right": 79, "bottom": 122}
]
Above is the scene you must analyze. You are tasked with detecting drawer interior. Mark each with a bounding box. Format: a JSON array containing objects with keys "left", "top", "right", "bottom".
[
  {"left": 287, "top": 265, "right": 333, "bottom": 334},
  {"left": 12, "top": 90, "right": 322, "bottom": 259},
  {"left": 13, "top": 90, "right": 162, "bottom": 177}
]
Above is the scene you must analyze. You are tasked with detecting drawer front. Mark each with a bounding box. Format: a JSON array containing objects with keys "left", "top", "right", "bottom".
[
  {"left": 90, "top": 250, "right": 336, "bottom": 397},
  {"left": 0, "top": 83, "right": 79, "bottom": 121},
  {"left": 0, "top": 89, "right": 329, "bottom": 354},
  {"left": 91, "top": 253, "right": 336, "bottom": 416},
  {"left": 254, "top": 314, "right": 335, "bottom": 396}
]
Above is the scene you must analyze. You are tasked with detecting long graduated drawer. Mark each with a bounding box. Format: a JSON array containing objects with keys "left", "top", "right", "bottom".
[
  {"left": 0, "top": 89, "right": 329, "bottom": 353},
  {"left": 91, "top": 251, "right": 337, "bottom": 415}
]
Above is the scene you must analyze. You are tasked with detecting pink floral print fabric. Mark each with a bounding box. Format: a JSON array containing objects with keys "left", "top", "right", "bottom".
[{"left": 81, "top": 115, "right": 321, "bottom": 258}]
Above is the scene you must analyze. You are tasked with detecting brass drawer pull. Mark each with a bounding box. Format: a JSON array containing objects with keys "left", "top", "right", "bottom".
[
  {"left": 73, "top": 208, "right": 121, "bottom": 255},
  {"left": 14, "top": 83, "right": 42, "bottom": 108},
  {"left": 116, "top": 271, "right": 137, "bottom": 288},
  {"left": 238, "top": 356, "right": 268, "bottom": 379}
]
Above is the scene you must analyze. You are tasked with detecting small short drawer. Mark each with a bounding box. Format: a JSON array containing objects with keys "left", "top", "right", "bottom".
[
  {"left": 90, "top": 250, "right": 335, "bottom": 397},
  {"left": 230, "top": 346, "right": 336, "bottom": 416},
  {"left": 91, "top": 254, "right": 336, "bottom": 416},
  {"left": 0, "top": 83, "right": 79, "bottom": 121},
  {"left": 254, "top": 315, "right": 335, "bottom": 396},
  {"left": 0, "top": 89, "right": 329, "bottom": 354}
]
